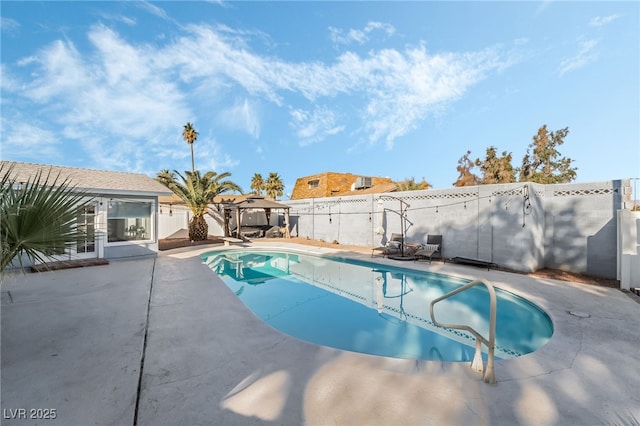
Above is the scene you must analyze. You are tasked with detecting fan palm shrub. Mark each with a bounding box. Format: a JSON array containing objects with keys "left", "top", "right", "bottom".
[
  {"left": 157, "top": 170, "right": 242, "bottom": 241},
  {"left": 1, "top": 163, "right": 91, "bottom": 273}
]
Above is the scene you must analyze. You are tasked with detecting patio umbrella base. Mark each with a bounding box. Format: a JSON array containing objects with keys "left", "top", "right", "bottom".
[{"left": 387, "top": 255, "right": 416, "bottom": 261}]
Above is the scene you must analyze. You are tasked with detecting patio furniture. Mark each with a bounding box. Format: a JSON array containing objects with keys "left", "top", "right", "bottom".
[
  {"left": 372, "top": 233, "right": 404, "bottom": 257},
  {"left": 414, "top": 234, "right": 442, "bottom": 263},
  {"left": 239, "top": 227, "right": 262, "bottom": 238}
]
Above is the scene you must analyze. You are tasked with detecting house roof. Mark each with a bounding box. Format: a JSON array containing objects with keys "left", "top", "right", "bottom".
[
  {"left": 339, "top": 182, "right": 398, "bottom": 196},
  {"left": 1, "top": 161, "right": 172, "bottom": 196},
  {"left": 158, "top": 193, "right": 257, "bottom": 205},
  {"left": 225, "top": 196, "right": 290, "bottom": 210},
  {"left": 290, "top": 171, "right": 396, "bottom": 199}
]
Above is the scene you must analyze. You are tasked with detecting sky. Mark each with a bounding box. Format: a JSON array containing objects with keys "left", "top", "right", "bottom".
[{"left": 1, "top": 1, "right": 638, "bottom": 197}]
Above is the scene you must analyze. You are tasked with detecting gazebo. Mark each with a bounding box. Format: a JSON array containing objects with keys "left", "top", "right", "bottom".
[{"left": 223, "top": 196, "right": 291, "bottom": 239}]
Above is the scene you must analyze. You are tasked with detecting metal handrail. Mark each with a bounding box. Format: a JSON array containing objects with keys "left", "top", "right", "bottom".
[{"left": 429, "top": 278, "right": 497, "bottom": 384}]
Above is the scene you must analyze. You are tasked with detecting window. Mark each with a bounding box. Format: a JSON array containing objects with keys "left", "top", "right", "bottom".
[
  {"left": 107, "top": 200, "right": 152, "bottom": 243},
  {"left": 308, "top": 179, "right": 319, "bottom": 188}
]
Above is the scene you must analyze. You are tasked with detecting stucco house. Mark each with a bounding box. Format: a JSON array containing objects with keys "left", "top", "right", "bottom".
[
  {"left": 290, "top": 172, "right": 396, "bottom": 200},
  {"left": 1, "top": 161, "right": 172, "bottom": 263}
]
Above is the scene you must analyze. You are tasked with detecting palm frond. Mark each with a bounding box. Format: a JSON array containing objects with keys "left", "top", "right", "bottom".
[
  {"left": 1, "top": 164, "right": 92, "bottom": 272},
  {"left": 156, "top": 169, "right": 242, "bottom": 217}
]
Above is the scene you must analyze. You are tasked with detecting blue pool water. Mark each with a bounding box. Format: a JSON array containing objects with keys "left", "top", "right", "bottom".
[{"left": 202, "top": 249, "right": 553, "bottom": 362}]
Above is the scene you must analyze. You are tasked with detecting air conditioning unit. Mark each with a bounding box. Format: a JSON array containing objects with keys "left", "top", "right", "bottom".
[{"left": 355, "top": 176, "right": 372, "bottom": 189}]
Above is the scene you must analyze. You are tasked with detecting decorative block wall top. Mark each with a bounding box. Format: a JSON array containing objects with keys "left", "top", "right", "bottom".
[{"left": 552, "top": 188, "right": 614, "bottom": 197}]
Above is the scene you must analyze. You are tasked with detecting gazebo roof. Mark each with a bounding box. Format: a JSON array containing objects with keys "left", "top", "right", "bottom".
[{"left": 225, "top": 196, "right": 290, "bottom": 210}]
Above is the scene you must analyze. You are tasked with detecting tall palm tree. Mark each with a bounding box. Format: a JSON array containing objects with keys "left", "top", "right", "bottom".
[
  {"left": 250, "top": 173, "right": 264, "bottom": 195},
  {"left": 264, "top": 172, "right": 284, "bottom": 200},
  {"left": 182, "top": 122, "right": 199, "bottom": 172},
  {"left": 1, "top": 163, "right": 92, "bottom": 272},
  {"left": 156, "top": 169, "right": 242, "bottom": 241}
]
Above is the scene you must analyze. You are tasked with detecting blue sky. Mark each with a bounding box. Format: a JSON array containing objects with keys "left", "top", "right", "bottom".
[{"left": 1, "top": 1, "right": 638, "bottom": 196}]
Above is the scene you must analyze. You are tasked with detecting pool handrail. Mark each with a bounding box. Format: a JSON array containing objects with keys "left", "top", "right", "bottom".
[{"left": 429, "top": 278, "right": 497, "bottom": 385}]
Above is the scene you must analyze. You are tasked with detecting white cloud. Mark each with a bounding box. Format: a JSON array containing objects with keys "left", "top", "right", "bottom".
[
  {"left": 0, "top": 17, "right": 20, "bottom": 33},
  {"left": 137, "top": 1, "right": 170, "bottom": 21},
  {"left": 589, "top": 15, "right": 620, "bottom": 27},
  {"left": 0, "top": 119, "right": 62, "bottom": 161},
  {"left": 289, "top": 107, "right": 345, "bottom": 146},
  {"left": 558, "top": 39, "right": 598, "bottom": 76},
  {"left": 96, "top": 12, "right": 136, "bottom": 26},
  {"left": 3, "top": 18, "right": 513, "bottom": 173},
  {"left": 198, "top": 139, "right": 240, "bottom": 173},
  {"left": 219, "top": 98, "right": 261, "bottom": 138},
  {"left": 11, "top": 24, "right": 192, "bottom": 173},
  {"left": 329, "top": 21, "right": 396, "bottom": 45},
  {"left": 0, "top": 64, "right": 20, "bottom": 91}
]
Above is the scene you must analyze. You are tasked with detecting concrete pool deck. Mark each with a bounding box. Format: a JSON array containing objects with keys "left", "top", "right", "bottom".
[{"left": 1, "top": 242, "right": 639, "bottom": 425}]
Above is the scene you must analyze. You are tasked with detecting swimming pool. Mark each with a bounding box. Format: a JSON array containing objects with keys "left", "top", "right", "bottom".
[{"left": 202, "top": 249, "right": 553, "bottom": 362}]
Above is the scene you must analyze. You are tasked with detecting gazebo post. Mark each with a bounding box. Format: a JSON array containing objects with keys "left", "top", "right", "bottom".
[
  {"left": 223, "top": 208, "right": 229, "bottom": 237},
  {"left": 284, "top": 209, "right": 291, "bottom": 238},
  {"left": 235, "top": 208, "right": 241, "bottom": 238}
]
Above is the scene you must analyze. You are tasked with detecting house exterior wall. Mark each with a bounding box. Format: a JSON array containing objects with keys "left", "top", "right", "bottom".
[
  {"left": 5, "top": 194, "right": 162, "bottom": 269},
  {"left": 291, "top": 172, "right": 393, "bottom": 199},
  {"left": 283, "top": 180, "right": 631, "bottom": 278},
  {"left": 1, "top": 161, "right": 170, "bottom": 267},
  {"left": 96, "top": 195, "right": 161, "bottom": 260}
]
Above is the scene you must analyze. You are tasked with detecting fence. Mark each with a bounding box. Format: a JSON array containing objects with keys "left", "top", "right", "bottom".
[{"left": 283, "top": 179, "right": 632, "bottom": 279}]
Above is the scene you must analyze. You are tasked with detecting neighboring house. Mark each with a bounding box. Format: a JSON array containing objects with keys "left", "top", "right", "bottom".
[
  {"left": 2, "top": 161, "right": 172, "bottom": 262},
  {"left": 290, "top": 172, "right": 396, "bottom": 200}
]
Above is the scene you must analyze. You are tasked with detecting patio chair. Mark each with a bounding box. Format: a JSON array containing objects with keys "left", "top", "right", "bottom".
[
  {"left": 414, "top": 234, "right": 442, "bottom": 263},
  {"left": 372, "top": 233, "right": 404, "bottom": 258}
]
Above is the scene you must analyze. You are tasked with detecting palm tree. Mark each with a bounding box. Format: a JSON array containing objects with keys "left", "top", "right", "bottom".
[
  {"left": 156, "top": 169, "right": 242, "bottom": 241},
  {"left": 264, "top": 172, "right": 284, "bottom": 200},
  {"left": 1, "top": 163, "right": 92, "bottom": 272},
  {"left": 250, "top": 173, "right": 264, "bottom": 195},
  {"left": 182, "top": 122, "right": 199, "bottom": 172}
]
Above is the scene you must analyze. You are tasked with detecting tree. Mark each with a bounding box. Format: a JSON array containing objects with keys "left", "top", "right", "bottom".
[
  {"left": 157, "top": 169, "right": 242, "bottom": 241},
  {"left": 453, "top": 150, "right": 480, "bottom": 187},
  {"left": 250, "top": 173, "right": 264, "bottom": 195},
  {"left": 396, "top": 177, "right": 431, "bottom": 191},
  {"left": 1, "top": 163, "right": 92, "bottom": 272},
  {"left": 519, "top": 125, "right": 577, "bottom": 184},
  {"left": 476, "top": 146, "right": 516, "bottom": 184},
  {"left": 264, "top": 172, "right": 284, "bottom": 200},
  {"left": 182, "top": 122, "right": 199, "bottom": 173}
]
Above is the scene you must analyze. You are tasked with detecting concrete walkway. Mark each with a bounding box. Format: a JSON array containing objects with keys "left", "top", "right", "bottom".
[{"left": 2, "top": 243, "right": 639, "bottom": 425}]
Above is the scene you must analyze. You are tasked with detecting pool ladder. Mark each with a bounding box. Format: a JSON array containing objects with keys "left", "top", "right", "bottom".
[{"left": 429, "top": 278, "right": 497, "bottom": 385}]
